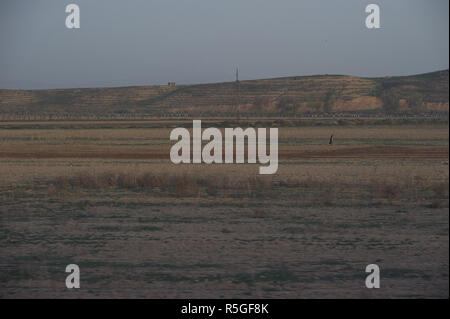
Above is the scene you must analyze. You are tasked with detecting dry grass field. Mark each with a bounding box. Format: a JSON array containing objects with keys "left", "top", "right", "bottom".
[{"left": 0, "top": 119, "right": 448, "bottom": 298}]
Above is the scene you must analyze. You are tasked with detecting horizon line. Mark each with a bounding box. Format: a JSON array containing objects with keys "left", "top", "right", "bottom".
[{"left": 1, "top": 68, "right": 448, "bottom": 91}]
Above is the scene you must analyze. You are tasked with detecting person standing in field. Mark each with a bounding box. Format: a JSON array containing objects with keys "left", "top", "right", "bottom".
[{"left": 329, "top": 134, "right": 334, "bottom": 145}]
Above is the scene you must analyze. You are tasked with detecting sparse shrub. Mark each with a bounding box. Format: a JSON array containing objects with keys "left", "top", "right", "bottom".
[
  {"left": 74, "top": 172, "right": 99, "bottom": 189},
  {"left": 320, "top": 185, "right": 337, "bottom": 206},
  {"left": 173, "top": 174, "right": 199, "bottom": 197},
  {"left": 248, "top": 176, "right": 272, "bottom": 192},
  {"left": 277, "top": 96, "right": 299, "bottom": 114},
  {"left": 116, "top": 173, "right": 137, "bottom": 189},
  {"left": 380, "top": 90, "right": 400, "bottom": 112},
  {"left": 323, "top": 89, "right": 338, "bottom": 113},
  {"left": 252, "top": 96, "right": 272, "bottom": 111},
  {"left": 98, "top": 172, "right": 117, "bottom": 187},
  {"left": 430, "top": 199, "right": 445, "bottom": 209},
  {"left": 47, "top": 184, "right": 58, "bottom": 196},
  {"left": 54, "top": 175, "right": 70, "bottom": 188},
  {"left": 278, "top": 178, "right": 301, "bottom": 188},
  {"left": 381, "top": 182, "right": 401, "bottom": 201},
  {"left": 136, "top": 172, "right": 156, "bottom": 190},
  {"left": 370, "top": 180, "right": 401, "bottom": 201},
  {"left": 205, "top": 184, "right": 219, "bottom": 196},
  {"left": 432, "top": 181, "right": 449, "bottom": 198},
  {"left": 430, "top": 181, "right": 449, "bottom": 208},
  {"left": 407, "top": 92, "right": 425, "bottom": 112}
]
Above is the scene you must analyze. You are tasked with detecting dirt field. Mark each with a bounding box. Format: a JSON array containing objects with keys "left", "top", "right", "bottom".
[{"left": 0, "top": 120, "right": 448, "bottom": 298}]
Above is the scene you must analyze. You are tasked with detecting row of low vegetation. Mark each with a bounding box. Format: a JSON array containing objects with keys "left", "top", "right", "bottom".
[{"left": 42, "top": 171, "right": 449, "bottom": 207}]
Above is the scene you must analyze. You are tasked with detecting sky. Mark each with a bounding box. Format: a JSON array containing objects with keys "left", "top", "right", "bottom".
[{"left": 0, "top": 0, "right": 448, "bottom": 89}]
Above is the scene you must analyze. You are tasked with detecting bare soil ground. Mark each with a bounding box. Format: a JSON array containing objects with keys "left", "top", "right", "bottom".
[
  {"left": 1, "top": 200, "right": 448, "bottom": 298},
  {"left": 0, "top": 144, "right": 448, "bottom": 160}
]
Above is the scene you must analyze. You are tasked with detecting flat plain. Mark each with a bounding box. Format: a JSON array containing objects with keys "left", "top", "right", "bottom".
[{"left": 0, "top": 119, "right": 448, "bottom": 298}]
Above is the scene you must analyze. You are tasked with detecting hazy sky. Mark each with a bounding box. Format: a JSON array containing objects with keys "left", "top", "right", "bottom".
[{"left": 0, "top": 0, "right": 448, "bottom": 89}]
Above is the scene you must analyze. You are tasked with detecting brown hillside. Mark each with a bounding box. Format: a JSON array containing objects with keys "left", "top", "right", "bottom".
[{"left": 0, "top": 70, "right": 448, "bottom": 118}]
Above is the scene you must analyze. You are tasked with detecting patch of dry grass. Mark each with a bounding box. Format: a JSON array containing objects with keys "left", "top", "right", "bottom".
[
  {"left": 48, "top": 171, "right": 274, "bottom": 198},
  {"left": 41, "top": 170, "right": 449, "bottom": 207}
]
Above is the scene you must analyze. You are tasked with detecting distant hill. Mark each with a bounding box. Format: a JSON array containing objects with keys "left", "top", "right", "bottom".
[{"left": 0, "top": 70, "right": 448, "bottom": 119}]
